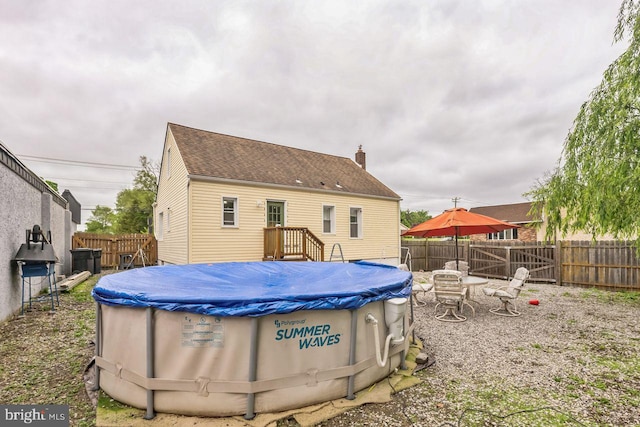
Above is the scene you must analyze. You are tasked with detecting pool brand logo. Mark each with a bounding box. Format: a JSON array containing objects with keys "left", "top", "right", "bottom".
[
  {"left": 274, "top": 321, "right": 341, "bottom": 350},
  {"left": 274, "top": 319, "right": 306, "bottom": 328}
]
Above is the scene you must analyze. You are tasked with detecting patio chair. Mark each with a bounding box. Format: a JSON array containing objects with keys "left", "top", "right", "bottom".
[
  {"left": 432, "top": 269, "right": 474, "bottom": 322},
  {"left": 398, "top": 264, "right": 434, "bottom": 306},
  {"left": 482, "top": 267, "right": 530, "bottom": 317},
  {"left": 444, "top": 260, "right": 469, "bottom": 277},
  {"left": 412, "top": 281, "right": 433, "bottom": 307}
]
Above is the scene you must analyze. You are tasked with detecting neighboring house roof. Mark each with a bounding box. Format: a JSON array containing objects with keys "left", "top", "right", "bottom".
[
  {"left": 62, "top": 189, "right": 81, "bottom": 224},
  {"left": 469, "top": 202, "right": 540, "bottom": 224},
  {"left": 167, "top": 123, "right": 400, "bottom": 200}
]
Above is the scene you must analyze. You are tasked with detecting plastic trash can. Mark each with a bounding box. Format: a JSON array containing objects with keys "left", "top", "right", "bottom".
[
  {"left": 92, "top": 249, "right": 103, "bottom": 274},
  {"left": 71, "top": 248, "right": 94, "bottom": 274}
]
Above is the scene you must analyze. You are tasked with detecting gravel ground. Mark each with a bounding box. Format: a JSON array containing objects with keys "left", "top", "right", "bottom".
[
  {"left": 2, "top": 272, "right": 639, "bottom": 427},
  {"left": 318, "top": 272, "right": 640, "bottom": 427}
]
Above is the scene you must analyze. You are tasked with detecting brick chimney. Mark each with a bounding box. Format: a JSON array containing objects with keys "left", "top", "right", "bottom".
[{"left": 355, "top": 145, "right": 366, "bottom": 170}]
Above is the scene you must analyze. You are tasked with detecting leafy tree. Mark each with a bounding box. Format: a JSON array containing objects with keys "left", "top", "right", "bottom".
[
  {"left": 44, "top": 179, "right": 58, "bottom": 192},
  {"left": 113, "top": 188, "right": 155, "bottom": 233},
  {"left": 133, "top": 156, "right": 159, "bottom": 193},
  {"left": 85, "top": 156, "right": 158, "bottom": 234},
  {"left": 113, "top": 156, "right": 158, "bottom": 233},
  {"left": 85, "top": 205, "right": 116, "bottom": 233},
  {"left": 401, "top": 209, "right": 431, "bottom": 228},
  {"left": 527, "top": 0, "right": 640, "bottom": 246}
]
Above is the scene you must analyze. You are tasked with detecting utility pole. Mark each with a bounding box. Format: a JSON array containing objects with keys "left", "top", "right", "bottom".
[{"left": 452, "top": 197, "right": 460, "bottom": 208}]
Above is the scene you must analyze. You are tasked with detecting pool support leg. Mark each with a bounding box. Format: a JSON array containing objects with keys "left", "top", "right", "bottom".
[
  {"left": 144, "top": 307, "right": 155, "bottom": 420},
  {"left": 245, "top": 317, "right": 259, "bottom": 420},
  {"left": 92, "top": 302, "right": 102, "bottom": 391},
  {"left": 346, "top": 309, "right": 358, "bottom": 400}
]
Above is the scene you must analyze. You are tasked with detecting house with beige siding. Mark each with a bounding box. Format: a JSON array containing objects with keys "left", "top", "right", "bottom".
[{"left": 154, "top": 123, "right": 402, "bottom": 265}]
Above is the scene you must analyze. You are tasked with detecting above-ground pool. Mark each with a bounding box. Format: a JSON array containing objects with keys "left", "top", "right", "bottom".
[{"left": 92, "top": 261, "right": 413, "bottom": 419}]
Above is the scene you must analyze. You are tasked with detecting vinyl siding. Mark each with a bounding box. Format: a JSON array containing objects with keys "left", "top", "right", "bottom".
[
  {"left": 188, "top": 179, "right": 400, "bottom": 264},
  {"left": 155, "top": 130, "right": 189, "bottom": 264}
]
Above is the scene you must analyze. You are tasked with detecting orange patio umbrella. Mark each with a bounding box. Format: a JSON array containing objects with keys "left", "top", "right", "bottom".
[{"left": 403, "top": 207, "right": 519, "bottom": 269}]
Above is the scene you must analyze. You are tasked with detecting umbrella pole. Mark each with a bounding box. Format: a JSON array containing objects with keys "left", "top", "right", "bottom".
[{"left": 455, "top": 228, "right": 459, "bottom": 270}]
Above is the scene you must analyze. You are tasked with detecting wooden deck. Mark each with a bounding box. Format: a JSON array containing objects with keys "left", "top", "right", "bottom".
[{"left": 263, "top": 227, "right": 324, "bottom": 261}]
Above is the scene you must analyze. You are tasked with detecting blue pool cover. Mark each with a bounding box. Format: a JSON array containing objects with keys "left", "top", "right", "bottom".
[{"left": 92, "top": 261, "right": 413, "bottom": 317}]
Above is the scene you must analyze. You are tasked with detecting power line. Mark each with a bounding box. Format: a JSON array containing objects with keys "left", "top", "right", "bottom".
[
  {"left": 17, "top": 154, "right": 140, "bottom": 171},
  {"left": 47, "top": 177, "right": 132, "bottom": 185}
]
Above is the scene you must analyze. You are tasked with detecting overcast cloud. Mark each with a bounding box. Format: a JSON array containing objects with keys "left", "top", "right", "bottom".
[{"left": 0, "top": 0, "right": 628, "bottom": 227}]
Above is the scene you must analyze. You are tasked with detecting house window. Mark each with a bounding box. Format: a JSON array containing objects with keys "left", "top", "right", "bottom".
[
  {"left": 323, "top": 205, "right": 335, "bottom": 234},
  {"left": 157, "top": 211, "right": 164, "bottom": 239},
  {"left": 350, "top": 207, "right": 362, "bottom": 238},
  {"left": 223, "top": 197, "right": 238, "bottom": 227},
  {"left": 488, "top": 228, "right": 518, "bottom": 240}
]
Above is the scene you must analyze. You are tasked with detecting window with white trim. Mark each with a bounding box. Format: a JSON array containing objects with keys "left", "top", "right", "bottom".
[
  {"left": 222, "top": 197, "right": 238, "bottom": 227},
  {"left": 350, "top": 207, "right": 362, "bottom": 238},
  {"left": 157, "top": 211, "right": 164, "bottom": 239},
  {"left": 488, "top": 228, "right": 518, "bottom": 240},
  {"left": 323, "top": 205, "right": 335, "bottom": 234}
]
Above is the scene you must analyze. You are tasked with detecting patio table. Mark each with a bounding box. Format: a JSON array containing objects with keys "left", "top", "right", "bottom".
[{"left": 461, "top": 275, "right": 489, "bottom": 302}]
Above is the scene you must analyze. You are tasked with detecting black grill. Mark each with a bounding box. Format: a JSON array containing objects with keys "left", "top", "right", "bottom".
[{"left": 12, "top": 225, "right": 59, "bottom": 316}]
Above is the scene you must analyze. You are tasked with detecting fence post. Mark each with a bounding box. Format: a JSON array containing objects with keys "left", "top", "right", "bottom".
[
  {"left": 464, "top": 240, "right": 470, "bottom": 264},
  {"left": 505, "top": 246, "right": 511, "bottom": 279},
  {"left": 555, "top": 240, "right": 562, "bottom": 286},
  {"left": 424, "top": 239, "right": 429, "bottom": 271}
]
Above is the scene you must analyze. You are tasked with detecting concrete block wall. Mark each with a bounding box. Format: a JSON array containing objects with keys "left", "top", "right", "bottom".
[{"left": 0, "top": 153, "right": 75, "bottom": 322}]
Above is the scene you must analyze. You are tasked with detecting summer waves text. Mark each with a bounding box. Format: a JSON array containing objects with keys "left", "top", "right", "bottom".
[{"left": 275, "top": 323, "right": 341, "bottom": 349}]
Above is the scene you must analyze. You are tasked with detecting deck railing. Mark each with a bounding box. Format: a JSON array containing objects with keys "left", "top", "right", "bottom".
[{"left": 263, "top": 227, "right": 325, "bottom": 261}]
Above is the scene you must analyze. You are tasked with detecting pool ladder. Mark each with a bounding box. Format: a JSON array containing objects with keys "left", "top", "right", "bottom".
[{"left": 329, "top": 243, "right": 345, "bottom": 262}]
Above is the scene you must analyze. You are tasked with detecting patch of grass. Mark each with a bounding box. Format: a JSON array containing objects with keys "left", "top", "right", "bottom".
[
  {"left": 69, "top": 276, "right": 99, "bottom": 303},
  {"left": 442, "top": 382, "right": 588, "bottom": 427},
  {"left": 567, "top": 374, "right": 586, "bottom": 386},
  {"left": 595, "top": 354, "right": 640, "bottom": 378},
  {"left": 97, "top": 392, "right": 131, "bottom": 412},
  {"left": 580, "top": 288, "right": 640, "bottom": 305}
]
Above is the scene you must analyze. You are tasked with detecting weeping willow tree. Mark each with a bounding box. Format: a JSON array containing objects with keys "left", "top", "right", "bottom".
[{"left": 527, "top": 0, "right": 640, "bottom": 247}]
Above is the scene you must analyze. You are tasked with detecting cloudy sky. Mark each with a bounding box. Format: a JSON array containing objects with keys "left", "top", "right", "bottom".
[{"left": 0, "top": 0, "right": 628, "bottom": 228}]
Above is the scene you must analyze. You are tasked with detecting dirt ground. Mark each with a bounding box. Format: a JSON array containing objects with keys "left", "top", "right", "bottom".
[{"left": 0, "top": 274, "right": 98, "bottom": 426}]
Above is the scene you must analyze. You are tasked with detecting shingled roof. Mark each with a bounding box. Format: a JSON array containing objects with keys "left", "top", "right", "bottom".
[
  {"left": 469, "top": 202, "right": 540, "bottom": 224},
  {"left": 167, "top": 123, "right": 400, "bottom": 200}
]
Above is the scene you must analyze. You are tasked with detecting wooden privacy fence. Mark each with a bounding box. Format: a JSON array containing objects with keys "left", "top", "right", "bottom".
[
  {"left": 403, "top": 239, "right": 640, "bottom": 291},
  {"left": 72, "top": 233, "right": 158, "bottom": 268},
  {"left": 560, "top": 240, "right": 640, "bottom": 291}
]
